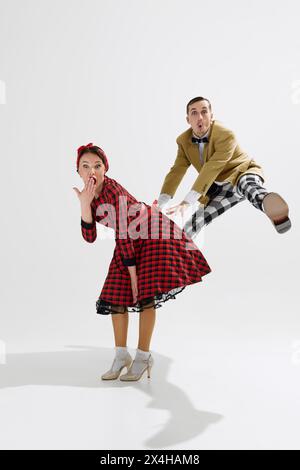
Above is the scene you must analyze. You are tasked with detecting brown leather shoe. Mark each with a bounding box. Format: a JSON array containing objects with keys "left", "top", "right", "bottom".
[{"left": 262, "top": 192, "right": 291, "bottom": 234}]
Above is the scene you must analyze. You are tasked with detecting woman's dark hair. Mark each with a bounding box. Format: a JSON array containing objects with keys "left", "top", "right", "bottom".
[{"left": 76, "top": 146, "right": 106, "bottom": 173}]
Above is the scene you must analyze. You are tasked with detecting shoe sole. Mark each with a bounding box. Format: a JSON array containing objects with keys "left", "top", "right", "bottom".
[
  {"left": 119, "top": 365, "right": 153, "bottom": 381},
  {"left": 262, "top": 192, "right": 291, "bottom": 233},
  {"left": 101, "top": 363, "right": 132, "bottom": 380}
]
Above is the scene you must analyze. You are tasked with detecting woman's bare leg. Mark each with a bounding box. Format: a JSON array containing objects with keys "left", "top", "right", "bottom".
[
  {"left": 111, "top": 310, "right": 129, "bottom": 347},
  {"left": 138, "top": 307, "right": 156, "bottom": 352}
]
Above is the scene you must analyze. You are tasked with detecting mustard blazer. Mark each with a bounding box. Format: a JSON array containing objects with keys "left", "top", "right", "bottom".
[{"left": 160, "top": 120, "right": 264, "bottom": 206}]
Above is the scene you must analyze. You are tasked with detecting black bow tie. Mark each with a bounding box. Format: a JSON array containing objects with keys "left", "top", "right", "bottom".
[{"left": 192, "top": 136, "right": 209, "bottom": 144}]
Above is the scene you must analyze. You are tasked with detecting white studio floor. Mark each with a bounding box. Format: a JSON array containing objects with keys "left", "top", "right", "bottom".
[{"left": 1, "top": 300, "right": 299, "bottom": 450}]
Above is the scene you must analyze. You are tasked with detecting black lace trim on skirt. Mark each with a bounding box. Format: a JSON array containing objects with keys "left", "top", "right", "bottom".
[{"left": 96, "top": 286, "right": 186, "bottom": 315}]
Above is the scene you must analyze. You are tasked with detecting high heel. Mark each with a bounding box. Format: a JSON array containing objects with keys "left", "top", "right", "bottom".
[
  {"left": 101, "top": 353, "right": 133, "bottom": 380},
  {"left": 147, "top": 363, "right": 152, "bottom": 378},
  {"left": 120, "top": 354, "right": 154, "bottom": 381}
]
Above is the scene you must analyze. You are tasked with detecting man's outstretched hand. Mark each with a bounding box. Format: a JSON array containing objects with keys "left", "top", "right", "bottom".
[
  {"left": 151, "top": 199, "right": 162, "bottom": 211},
  {"left": 166, "top": 201, "right": 190, "bottom": 216}
]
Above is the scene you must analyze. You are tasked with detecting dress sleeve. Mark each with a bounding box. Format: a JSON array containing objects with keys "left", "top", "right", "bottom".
[
  {"left": 81, "top": 217, "right": 97, "bottom": 243},
  {"left": 106, "top": 184, "right": 136, "bottom": 267}
]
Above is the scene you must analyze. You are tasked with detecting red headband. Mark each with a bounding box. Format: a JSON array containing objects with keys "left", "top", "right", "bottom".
[{"left": 76, "top": 143, "right": 109, "bottom": 172}]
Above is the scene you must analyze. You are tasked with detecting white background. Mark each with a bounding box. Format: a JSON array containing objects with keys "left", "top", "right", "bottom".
[{"left": 0, "top": 0, "right": 299, "bottom": 450}]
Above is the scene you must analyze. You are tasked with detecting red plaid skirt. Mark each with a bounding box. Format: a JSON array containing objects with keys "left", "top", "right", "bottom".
[{"left": 96, "top": 204, "right": 211, "bottom": 315}]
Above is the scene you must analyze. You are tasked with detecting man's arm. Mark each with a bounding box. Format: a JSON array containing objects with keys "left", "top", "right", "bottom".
[
  {"left": 182, "top": 189, "right": 202, "bottom": 205},
  {"left": 157, "top": 193, "right": 172, "bottom": 209},
  {"left": 190, "top": 132, "right": 237, "bottom": 196},
  {"left": 158, "top": 142, "right": 191, "bottom": 205}
]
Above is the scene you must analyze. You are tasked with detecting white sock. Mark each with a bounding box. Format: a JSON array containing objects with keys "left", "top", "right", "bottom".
[
  {"left": 131, "top": 348, "right": 151, "bottom": 374},
  {"left": 111, "top": 346, "right": 130, "bottom": 372},
  {"left": 115, "top": 346, "right": 128, "bottom": 357},
  {"left": 135, "top": 348, "right": 150, "bottom": 359}
]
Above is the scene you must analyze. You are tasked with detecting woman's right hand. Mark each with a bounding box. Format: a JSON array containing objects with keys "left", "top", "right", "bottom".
[
  {"left": 131, "top": 275, "right": 139, "bottom": 304},
  {"left": 73, "top": 177, "right": 96, "bottom": 206}
]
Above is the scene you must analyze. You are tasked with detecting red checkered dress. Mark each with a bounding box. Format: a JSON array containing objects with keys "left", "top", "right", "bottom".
[{"left": 81, "top": 175, "right": 211, "bottom": 315}]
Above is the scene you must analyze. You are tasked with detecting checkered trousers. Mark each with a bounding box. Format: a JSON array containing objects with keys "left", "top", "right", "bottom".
[{"left": 183, "top": 173, "right": 268, "bottom": 239}]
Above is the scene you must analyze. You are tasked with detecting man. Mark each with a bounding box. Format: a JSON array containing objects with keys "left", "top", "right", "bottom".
[{"left": 157, "top": 96, "right": 291, "bottom": 238}]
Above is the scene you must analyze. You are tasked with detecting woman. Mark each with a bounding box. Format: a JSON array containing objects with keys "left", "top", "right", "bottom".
[{"left": 73, "top": 143, "right": 211, "bottom": 382}]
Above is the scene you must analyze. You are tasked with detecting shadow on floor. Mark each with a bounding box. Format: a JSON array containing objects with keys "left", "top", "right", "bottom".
[{"left": 0, "top": 345, "right": 222, "bottom": 448}]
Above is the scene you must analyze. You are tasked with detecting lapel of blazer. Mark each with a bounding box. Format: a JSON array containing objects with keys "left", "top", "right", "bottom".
[
  {"left": 186, "top": 130, "right": 202, "bottom": 171},
  {"left": 202, "top": 120, "right": 215, "bottom": 164}
]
